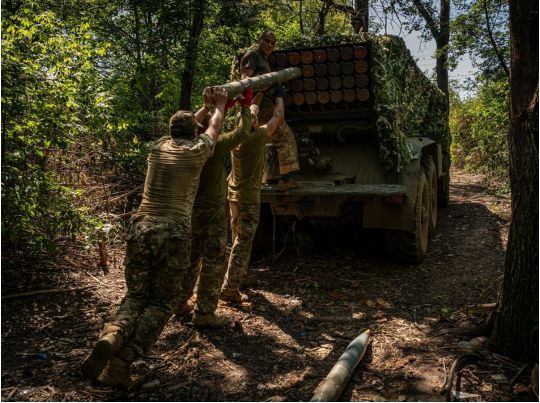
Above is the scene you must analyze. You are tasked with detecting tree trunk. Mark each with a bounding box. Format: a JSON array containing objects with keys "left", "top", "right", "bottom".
[
  {"left": 488, "top": 0, "right": 539, "bottom": 364},
  {"left": 411, "top": 0, "right": 450, "bottom": 102},
  {"left": 179, "top": 0, "right": 206, "bottom": 110},
  {"left": 437, "top": 0, "right": 450, "bottom": 103},
  {"left": 352, "top": 0, "right": 369, "bottom": 33}
]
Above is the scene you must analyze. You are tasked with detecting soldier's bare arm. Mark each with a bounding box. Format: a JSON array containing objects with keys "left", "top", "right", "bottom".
[
  {"left": 205, "top": 87, "right": 228, "bottom": 142},
  {"left": 194, "top": 87, "right": 213, "bottom": 123},
  {"left": 266, "top": 87, "right": 285, "bottom": 139}
]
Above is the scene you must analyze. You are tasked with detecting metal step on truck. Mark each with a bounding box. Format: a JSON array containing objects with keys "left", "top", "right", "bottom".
[{"left": 258, "top": 34, "right": 451, "bottom": 263}]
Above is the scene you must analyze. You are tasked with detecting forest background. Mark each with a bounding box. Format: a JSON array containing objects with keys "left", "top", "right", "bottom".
[{"left": 1, "top": 0, "right": 511, "bottom": 255}]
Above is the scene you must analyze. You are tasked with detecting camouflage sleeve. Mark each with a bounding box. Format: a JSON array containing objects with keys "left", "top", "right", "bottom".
[
  {"left": 213, "top": 106, "right": 252, "bottom": 157},
  {"left": 258, "top": 125, "right": 269, "bottom": 140},
  {"left": 240, "top": 50, "right": 258, "bottom": 75}
]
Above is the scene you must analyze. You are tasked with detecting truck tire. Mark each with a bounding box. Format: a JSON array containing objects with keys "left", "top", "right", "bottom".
[
  {"left": 438, "top": 154, "right": 450, "bottom": 207},
  {"left": 422, "top": 155, "right": 437, "bottom": 232},
  {"left": 385, "top": 170, "right": 429, "bottom": 263}
]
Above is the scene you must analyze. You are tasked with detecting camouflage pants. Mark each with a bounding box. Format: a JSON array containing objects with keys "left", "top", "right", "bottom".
[
  {"left": 106, "top": 215, "right": 190, "bottom": 363},
  {"left": 259, "top": 108, "right": 299, "bottom": 175},
  {"left": 222, "top": 201, "right": 260, "bottom": 293},
  {"left": 177, "top": 204, "right": 228, "bottom": 314}
]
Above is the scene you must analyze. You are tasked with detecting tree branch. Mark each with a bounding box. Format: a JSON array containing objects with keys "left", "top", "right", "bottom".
[
  {"left": 412, "top": 0, "right": 440, "bottom": 39},
  {"left": 483, "top": 0, "right": 510, "bottom": 79}
]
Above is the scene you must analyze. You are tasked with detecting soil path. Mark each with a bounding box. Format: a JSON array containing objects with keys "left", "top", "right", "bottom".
[{"left": 2, "top": 168, "right": 520, "bottom": 402}]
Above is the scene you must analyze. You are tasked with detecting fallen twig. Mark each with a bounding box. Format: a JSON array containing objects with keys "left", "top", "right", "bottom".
[
  {"left": 510, "top": 363, "right": 528, "bottom": 386},
  {"left": 106, "top": 184, "right": 143, "bottom": 204},
  {"left": 2, "top": 286, "right": 92, "bottom": 300},
  {"left": 83, "top": 271, "right": 110, "bottom": 288},
  {"left": 6, "top": 388, "right": 18, "bottom": 401},
  {"left": 466, "top": 303, "right": 497, "bottom": 315},
  {"left": 310, "top": 316, "right": 357, "bottom": 323},
  {"left": 440, "top": 352, "right": 481, "bottom": 401}
]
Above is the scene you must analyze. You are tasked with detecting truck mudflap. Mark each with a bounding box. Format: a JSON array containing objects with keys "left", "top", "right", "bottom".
[{"left": 260, "top": 183, "right": 406, "bottom": 220}]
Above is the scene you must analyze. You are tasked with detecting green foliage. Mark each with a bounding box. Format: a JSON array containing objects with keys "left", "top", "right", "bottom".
[
  {"left": 2, "top": 5, "right": 103, "bottom": 251},
  {"left": 0, "top": 0, "right": 509, "bottom": 254},
  {"left": 449, "top": 79, "right": 509, "bottom": 184},
  {"left": 451, "top": 0, "right": 509, "bottom": 81}
]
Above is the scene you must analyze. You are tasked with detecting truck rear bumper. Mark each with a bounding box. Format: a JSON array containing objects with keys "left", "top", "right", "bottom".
[
  {"left": 260, "top": 182, "right": 407, "bottom": 221},
  {"left": 261, "top": 183, "right": 406, "bottom": 199}
]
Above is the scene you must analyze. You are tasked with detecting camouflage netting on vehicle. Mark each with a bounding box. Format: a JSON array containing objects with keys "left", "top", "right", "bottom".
[
  {"left": 229, "top": 44, "right": 258, "bottom": 82},
  {"left": 230, "top": 33, "right": 450, "bottom": 172},
  {"left": 369, "top": 35, "right": 450, "bottom": 171}
]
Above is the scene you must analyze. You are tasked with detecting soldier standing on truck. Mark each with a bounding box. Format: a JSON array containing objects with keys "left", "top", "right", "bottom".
[
  {"left": 174, "top": 87, "right": 254, "bottom": 328},
  {"left": 221, "top": 86, "right": 286, "bottom": 303},
  {"left": 239, "top": 31, "right": 300, "bottom": 184},
  {"left": 81, "top": 87, "right": 229, "bottom": 389}
]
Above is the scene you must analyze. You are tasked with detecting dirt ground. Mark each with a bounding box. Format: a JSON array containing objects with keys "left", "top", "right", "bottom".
[{"left": 1, "top": 167, "right": 534, "bottom": 402}]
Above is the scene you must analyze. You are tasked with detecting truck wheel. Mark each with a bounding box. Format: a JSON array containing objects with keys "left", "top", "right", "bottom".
[
  {"left": 438, "top": 154, "right": 450, "bottom": 207},
  {"left": 385, "top": 170, "right": 429, "bottom": 263},
  {"left": 422, "top": 155, "right": 437, "bottom": 232}
]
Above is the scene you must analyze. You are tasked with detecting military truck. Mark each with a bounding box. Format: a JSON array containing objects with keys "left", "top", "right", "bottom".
[{"left": 257, "top": 34, "right": 450, "bottom": 263}]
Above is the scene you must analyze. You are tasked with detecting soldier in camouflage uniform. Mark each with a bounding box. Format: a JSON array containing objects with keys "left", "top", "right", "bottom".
[
  {"left": 221, "top": 87, "right": 286, "bottom": 303},
  {"left": 175, "top": 87, "right": 254, "bottom": 328},
  {"left": 81, "top": 87, "right": 230, "bottom": 389},
  {"left": 240, "top": 31, "right": 299, "bottom": 179}
]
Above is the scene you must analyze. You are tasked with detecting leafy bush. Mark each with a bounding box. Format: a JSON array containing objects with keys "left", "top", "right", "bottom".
[
  {"left": 450, "top": 79, "right": 509, "bottom": 185},
  {"left": 1, "top": 6, "right": 102, "bottom": 252}
]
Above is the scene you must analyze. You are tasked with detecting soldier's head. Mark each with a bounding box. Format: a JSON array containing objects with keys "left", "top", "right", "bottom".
[
  {"left": 258, "top": 31, "right": 276, "bottom": 57},
  {"left": 169, "top": 110, "right": 203, "bottom": 140}
]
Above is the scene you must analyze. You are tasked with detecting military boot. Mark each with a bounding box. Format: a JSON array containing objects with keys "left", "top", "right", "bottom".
[
  {"left": 82, "top": 329, "right": 123, "bottom": 381},
  {"left": 220, "top": 289, "right": 248, "bottom": 304},
  {"left": 175, "top": 299, "right": 194, "bottom": 317},
  {"left": 97, "top": 356, "right": 132, "bottom": 390},
  {"left": 193, "top": 312, "right": 230, "bottom": 329}
]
